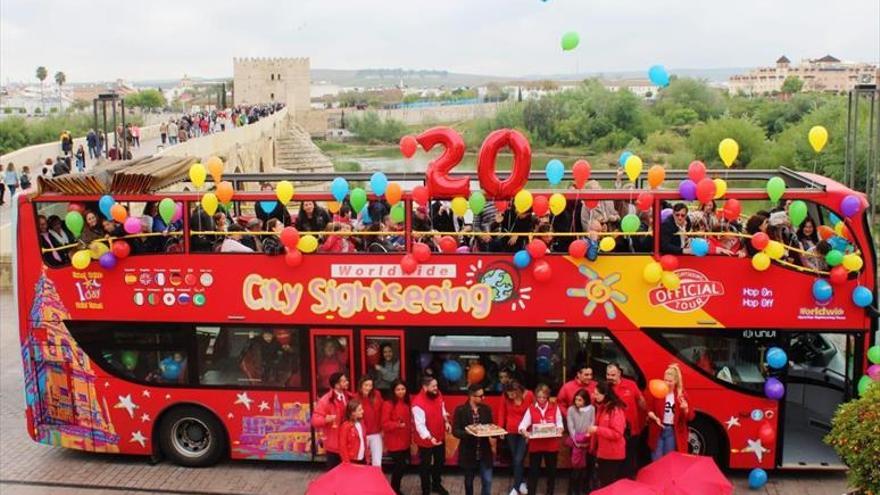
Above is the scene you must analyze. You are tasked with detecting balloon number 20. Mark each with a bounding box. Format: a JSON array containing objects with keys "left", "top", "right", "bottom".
[{"left": 415, "top": 126, "right": 532, "bottom": 200}]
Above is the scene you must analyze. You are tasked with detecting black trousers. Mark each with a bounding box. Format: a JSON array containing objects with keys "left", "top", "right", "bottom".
[
  {"left": 418, "top": 444, "right": 445, "bottom": 494},
  {"left": 622, "top": 435, "right": 639, "bottom": 479},
  {"left": 527, "top": 451, "right": 558, "bottom": 495},
  {"left": 597, "top": 458, "right": 624, "bottom": 488},
  {"left": 325, "top": 451, "right": 341, "bottom": 470},
  {"left": 568, "top": 454, "right": 595, "bottom": 495},
  {"left": 388, "top": 449, "right": 408, "bottom": 493}
]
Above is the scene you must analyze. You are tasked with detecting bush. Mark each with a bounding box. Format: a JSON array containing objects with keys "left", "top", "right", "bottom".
[
  {"left": 645, "top": 130, "right": 687, "bottom": 154},
  {"left": 348, "top": 112, "right": 407, "bottom": 143},
  {"left": 687, "top": 117, "right": 767, "bottom": 168},
  {"left": 824, "top": 382, "right": 880, "bottom": 493}
]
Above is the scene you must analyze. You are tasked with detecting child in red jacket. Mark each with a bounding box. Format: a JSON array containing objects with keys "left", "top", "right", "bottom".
[
  {"left": 339, "top": 399, "right": 369, "bottom": 464},
  {"left": 589, "top": 381, "right": 628, "bottom": 489}
]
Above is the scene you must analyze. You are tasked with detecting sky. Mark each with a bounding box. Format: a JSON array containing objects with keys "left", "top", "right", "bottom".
[{"left": 1, "top": 0, "right": 878, "bottom": 83}]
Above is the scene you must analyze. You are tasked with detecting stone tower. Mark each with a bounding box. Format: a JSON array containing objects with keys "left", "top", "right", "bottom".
[{"left": 233, "top": 57, "right": 310, "bottom": 119}]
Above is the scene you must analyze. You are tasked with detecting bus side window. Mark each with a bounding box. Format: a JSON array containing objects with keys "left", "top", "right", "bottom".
[
  {"left": 570, "top": 331, "right": 639, "bottom": 384},
  {"left": 197, "top": 326, "right": 304, "bottom": 389},
  {"left": 536, "top": 331, "right": 563, "bottom": 391}
]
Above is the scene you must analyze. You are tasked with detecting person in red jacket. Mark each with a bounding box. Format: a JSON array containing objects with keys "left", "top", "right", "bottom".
[
  {"left": 310, "top": 372, "right": 351, "bottom": 469},
  {"left": 412, "top": 376, "right": 451, "bottom": 495},
  {"left": 606, "top": 362, "right": 646, "bottom": 478},
  {"left": 589, "top": 380, "right": 627, "bottom": 488},
  {"left": 518, "top": 383, "right": 564, "bottom": 495},
  {"left": 556, "top": 364, "right": 596, "bottom": 414},
  {"left": 499, "top": 381, "right": 533, "bottom": 495},
  {"left": 382, "top": 379, "right": 413, "bottom": 495},
  {"left": 339, "top": 399, "right": 369, "bottom": 464},
  {"left": 357, "top": 376, "right": 385, "bottom": 466},
  {"left": 646, "top": 364, "right": 695, "bottom": 461}
]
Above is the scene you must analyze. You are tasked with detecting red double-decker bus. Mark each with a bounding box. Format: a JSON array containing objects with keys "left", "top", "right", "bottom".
[{"left": 12, "top": 156, "right": 876, "bottom": 472}]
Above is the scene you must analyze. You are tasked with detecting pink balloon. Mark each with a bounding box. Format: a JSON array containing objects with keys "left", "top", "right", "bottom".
[
  {"left": 868, "top": 364, "right": 880, "bottom": 381},
  {"left": 124, "top": 217, "right": 142, "bottom": 234},
  {"left": 172, "top": 202, "right": 184, "bottom": 222},
  {"left": 456, "top": 245, "right": 471, "bottom": 254}
]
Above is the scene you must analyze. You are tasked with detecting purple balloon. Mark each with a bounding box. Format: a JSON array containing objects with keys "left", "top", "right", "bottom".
[
  {"left": 123, "top": 217, "right": 141, "bottom": 234},
  {"left": 868, "top": 364, "right": 880, "bottom": 381},
  {"left": 456, "top": 245, "right": 471, "bottom": 254},
  {"left": 661, "top": 208, "right": 673, "bottom": 223},
  {"left": 419, "top": 353, "right": 432, "bottom": 370},
  {"left": 764, "top": 377, "right": 785, "bottom": 400},
  {"left": 678, "top": 179, "right": 697, "bottom": 201},
  {"left": 537, "top": 344, "right": 553, "bottom": 358},
  {"left": 99, "top": 252, "right": 117, "bottom": 269},
  {"left": 840, "top": 195, "right": 861, "bottom": 218}
]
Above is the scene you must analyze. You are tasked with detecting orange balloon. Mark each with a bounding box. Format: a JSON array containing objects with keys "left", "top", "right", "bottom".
[
  {"left": 467, "top": 364, "right": 486, "bottom": 384},
  {"left": 206, "top": 156, "right": 224, "bottom": 184},
  {"left": 386, "top": 182, "right": 403, "bottom": 206},
  {"left": 110, "top": 203, "right": 128, "bottom": 223},
  {"left": 647, "top": 165, "right": 666, "bottom": 189},
  {"left": 327, "top": 201, "right": 341, "bottom": 214},
  {"left": 216, "top": 181, "right": 234, "bottom": 204},
  {"left": 648, "top": 379, "right": 670, "bottom": 399},
  {"left": 817, "top": 225, "right": 835, "bottom": 241}
]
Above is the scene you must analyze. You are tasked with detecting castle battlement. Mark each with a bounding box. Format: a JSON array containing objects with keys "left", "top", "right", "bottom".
[{"left": 234, "top": 57, "right": 310, "bottom": 66}]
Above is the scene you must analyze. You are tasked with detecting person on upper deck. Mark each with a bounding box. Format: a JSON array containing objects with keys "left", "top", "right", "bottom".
[{"left": 660, "top": 203, "right": 692, "bottom": 255}]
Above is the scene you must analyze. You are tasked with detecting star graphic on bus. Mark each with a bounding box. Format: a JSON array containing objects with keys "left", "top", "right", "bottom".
[
  {"left": 114, "top": 394, "right": 139, "bottom": 418},
  {"left": 465, "top": 260, "right": 532, "bottom": 311},
  {"left": 566, "top": 265, "right": 627, "bottom": 319}
]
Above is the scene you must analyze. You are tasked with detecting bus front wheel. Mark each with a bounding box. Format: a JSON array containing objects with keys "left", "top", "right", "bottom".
[
  {"left": 158, "top": 405, "right": 227, "bottom": 467},
  {"left": 688, "top": 415, "right": 726, "bottom": 467}
]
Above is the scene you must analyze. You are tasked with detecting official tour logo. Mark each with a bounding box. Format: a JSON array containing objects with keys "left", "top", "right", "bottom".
[{"left": 648, "top": 269, "right": 724, "bottom": 313}]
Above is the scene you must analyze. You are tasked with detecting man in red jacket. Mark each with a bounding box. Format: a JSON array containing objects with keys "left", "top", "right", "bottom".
[
  {"left": 412, "top": 376, "right": 451, "bottom": 495},
  {"left": 607, "top": 362, "right": 646, "bottom": 479},
  {"left": 556, "top": 364, "right": 596, "bottom": 415},
  {"left": 310, "top": 372, "right": 351, "bottom": 469}
]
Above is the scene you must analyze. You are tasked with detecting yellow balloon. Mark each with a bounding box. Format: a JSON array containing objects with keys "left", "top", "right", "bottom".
[
  {"left": 842, "top": 254, "right": 863, "bottom": 272},
  {"left": 751, "top": 252, "right": 771, "bottom": 271},
  {"left": 71, "top": 250, "right": 91, "bottom": 270},
  {"left": 206, "top": 156, "right": 224, "bottom": 184},
  {"left": 834, "top": 222, "right": 847, "bottom": 237},
  {"left": 189, "top": 163, "right": 207, "bottom": 189},
  {"left": 765, "top": 240, "right": 784, "bottom": 260},
  {"left": 808, "top": 126, "right": 828, "bottom": 153},
  {"left": 718, "top": 138, "right": 739, "bottom": 168},
  {"left": 549, "top": 193, "right": 566, "bottom": 216},
  {"left": 298, "top": 234, "right": 318, "bottom": 253},
  {"left": 599, "top": 237, "right": 616, "bottom": 252},
  {"left": 713, "top": 178, "right": 727, "bottom": 199},
  {"left": 643, "top": 262, "right": 663, "bottom": 284},
  {"left": 276, "top": 180, "right": 295, "bottom": 206},
  {"left": 327, "top": 201, "right": 341, "bottom": 214},
  {"left": 624, "top": 155, "right": 643, "bottom": 183},
  {"left": 201, "top": 193, "right": 218, "bottom": 216},
  {"left": 514, "top": 190, "right": 533, "bottom": 214},
  {"left": 451, "top": 197, "right": 469, "bottom": 217},
  {"left": 661, "top": 271, "right": 681, "bottom": 291},
  {"left": 89, "top": 240, "right": 109, "bottom": 260}
]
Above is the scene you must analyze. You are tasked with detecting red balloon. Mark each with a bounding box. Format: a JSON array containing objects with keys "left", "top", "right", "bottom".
[
  {"left": 572, "top": 160, "right": 591, "bottom": 189},
  {"left": 583, "top": 199, "right": 599, "bottom": 209},
  {"left": 688, "top": 161, "right": 707, "bottom": 183},
  {"left": 400, "top": 254, "right": 418, "bottom": 274},
  {"left": 758, "top": 422, "right": 776, "bottom": 445},
  {"left": 568, "top": 239, "right": 588, "bottom": 259},
  {"left": 527, "top": 239, "right": 547, "bottom": 259},
  {"left": 696, "top": 178, "right": 716, "bottom": 204},
  {"left": 660, "top": 255, "right": 679, "bottom": 272},
  {"left": 494, "top": 200, "right": 509, "bottom": 212},
  {"left": 439, "top": 236, "right": 458, "bottom": 253},
  {"left": 399, "top": 135, "right": 418, "bottom": 158},
  {"left": 284, "top": 249, "right": 303, "bottom": 268},
  {"left": 829, "top": 266, "right": 847, "bottom": 285},
  {"left": 750, "top": 232, "right": 769, "bottom": 251},
  {"left": 532, "top": 195, "right": 549, "bottom": 217},
  {"left": 67, "top": 202, "right": 85, "bottom": 213},
  {"left": 366, "top": 342, "right": 381, "bottom": 366},
  {"left": 817, "top": 225, "right": 835, "bottom": 240},
  {"left": 280, "top": 227, "right": 300, "bottom": 249},
  {"left": 413, "top": 242, "right": 432, "bottom": 263},
  {"left": 111, "top": 240, "right": 130, "bottom": 259},
  {"left": 636, "top": 192, "right": 654, "bottom": 212},
  {"left": 477, "top": 129, "right": 531, "bottom": 199},
  {"left": 418, "top": 127, "right": 469, "bottom": 197},
  {"left": 532, "top": 259, "right": 552, "bottom": 282},
  {"left": 723, "top": 198, "right": 742, "bottom": 221},
  {"left": 412, "top": 185, "right": 430, "bottom": 207}
]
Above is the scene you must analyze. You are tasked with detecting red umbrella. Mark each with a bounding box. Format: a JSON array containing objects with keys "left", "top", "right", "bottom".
[
  {"left": 591, "top": 479, "right": 661, "bottom": 495},
  {"left": 636, "top": 452, "right": 733, "bottom": 495},
  {"left": 306, "top": 463, "right": 395, "bottom": 495}
]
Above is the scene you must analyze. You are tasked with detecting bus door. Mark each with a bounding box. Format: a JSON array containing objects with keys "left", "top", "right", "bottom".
[
  {"left": 309, "top": 329, "right": 354, "bottom": 457},
  {"left": 359, "top": 329, "right": 405, "bottom": 395},
  {"left": 780, "top": 332, "right": 860, "bottom": 468}
]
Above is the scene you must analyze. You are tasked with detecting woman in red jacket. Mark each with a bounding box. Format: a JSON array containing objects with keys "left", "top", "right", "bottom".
[
  {"left": 646, "top": 364, "right": 695, "bottom": 461},
  {"left": 381, "top": 379, "right": 412, "bottom": 495},
  {"left": 339, "top": 399, "right": 368, "bottom": 464},
  {"left": 357, "top": 376, "right": 385, "bottom": 466},
  {"left": 589, "top": 380, "right": 627, "bottom": 489},
  {"left": 499, "top": 380, "right": 533, "bottom": 495}
]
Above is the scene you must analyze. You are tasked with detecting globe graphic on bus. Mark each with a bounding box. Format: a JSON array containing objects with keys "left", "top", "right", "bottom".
[{"left": 479, "top": 268, "right": 515, "bottom": 303}]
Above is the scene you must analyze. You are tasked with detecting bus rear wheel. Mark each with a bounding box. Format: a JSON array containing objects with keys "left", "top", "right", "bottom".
[
  {"left": 688, "top": 415, "right": 725, "bottom": 467},
  {"left": 158, "top": 405, "right": 227, "bottom": 467}
]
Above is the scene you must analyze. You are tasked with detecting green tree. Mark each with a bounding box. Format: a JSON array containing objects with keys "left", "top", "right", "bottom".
[
  {"left": 125, "top": 89, "right": 167, "bottom": 111},
  {"left": 54, "top": 71, "right": 66, "bottom": 113},
  {"left": 35, "top": 66, "right": 48, "bottom": 114},
  {"left": 824, "top": 383, "right": 880, "bottom": 493},
  {"left": 687, "top": 117, "right": 767, "bottom": 168},
  {"left": 781, "top": 76, "right": 804, "bottom": 95},
  {"left": 653, "top": 78, "right": 725, "bottom": 123},
  {"left": 348, "top": 112, "right": 407, "bottom": 143}
]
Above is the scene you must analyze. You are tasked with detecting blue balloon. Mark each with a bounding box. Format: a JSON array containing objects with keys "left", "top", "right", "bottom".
[
  {"left": 99, "top": 195, "right": 115, "bottom": 219},
  {"left": 160, "top": 357, "right": 182, "bottom": 380},
  {"left": 361, "top": 205, "right": 372, "bottom": 225},
  {"left": 748, "top": 468, "right": 768, "bottom": 489},
  {"left": 828, "top": 236, "right": 850, "bottom": 252},
  {"left": 545, "top": 159, "right": 565, "bottom": 186},
  {"left": 330, "top": 177, "right": 350, "bottom": 203},
  {"left": 828, "top": 212, "right": 841, "bottom": 226},
  {"left": 648, "top": 65, "right": 670, "bottom": 87},
  {"left": 442, "top": 360, "right": 463, "bottom": 382},
  {"left": 691, "top": 238, "right": 709, "bottom": 257},
  {"left": 618, "top": 151, "right": 633, "bottom": 167},
  {"left": 812, "top": 279, "right": 833, "bottom": 302},
  {"left": 259, "top": 201, "right": 278, "bottom": 214},
  {"left": 852, "top": 286, "right": 873, "bottom": 308},
  {"left": 766, "top": 347, "right": 788, "bottom": 370},
  {"left": 536, "top": 356, "right": 551, "bottom": 374},
  {"left": 370, "top": 172, "right": 388, "bottom": 196},
  {"left": 513, "top": 250, "right": 532, "bottom": 269}
]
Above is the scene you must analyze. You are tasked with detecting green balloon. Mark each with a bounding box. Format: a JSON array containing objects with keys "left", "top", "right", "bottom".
[
  {"left": 65, "top": 211, "right": 84, "bottom": 238},
  {"left": 350, "top": 187, "right": 367, "bottom": 214},
  {"left": 621, "top": 213, "right": 640, "bottom": 233},
  {"left": 825, "top": 250, "right": 844, "bottom": 267},
  {"left": 561, "top": 31, "right": 580, "bottom": 51},
  {"left": 390, "top": 204, "right": 405, "bottom": 224},
  {"left": 120, "top": 351, "right": 139, "bottom": 371},
  {"left": 469, "top": 191, "right": 487, "bottom": 215},
  {"left": 158, "top": 198, "right": 175, "bottom": 225},
  {"left": 767, "top": 177, "right": 786, "bottom": 203},
  {"left": 789, "top": 200, "right": 807, "bottom": 228},
  {"left": 857, "top": 375, "right": 873, "bottom": 397},
  {"left": 868, "top": 345, "right": 880, "bottom": 365}
]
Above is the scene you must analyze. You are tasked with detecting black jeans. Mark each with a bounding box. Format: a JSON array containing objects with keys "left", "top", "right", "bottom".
[
  {"left": 418, "top": 444, "right": 445, "bottom": 494},
  {"left": 527, "top": 451, "right": 558, "bottom": 495},
  {"left": 463, "top": 459, "right": 492, "bottom": 495},
  {"left": 597, "top": 458, "right": 624, "bottom": 488},
  {"left": 568, "top": 454, "right": 594, "bottom": 495},
  {"left": 622, "top": 434, "right": 639, "bottom": 479},
  {"left": 325, "top": 451, "right": 341, "bottom": 470},
  {"left": 388, "top": 449, "right": 408, "bottom": 493},
  {"left": 0, "top": 183, "right": 5, "bottom": 204}
]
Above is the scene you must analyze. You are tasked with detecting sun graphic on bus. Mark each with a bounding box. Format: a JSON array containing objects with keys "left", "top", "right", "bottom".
[
  {"left": 566, "top": 265, "right": 627, "bottom": 319},
  {"left": 466, "top": 260, "right": 532, "bottom": 311}
]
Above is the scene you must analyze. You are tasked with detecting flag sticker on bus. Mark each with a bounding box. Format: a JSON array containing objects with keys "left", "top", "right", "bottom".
[{"left": 648, "top": 269, "right": 725, "bottom": 313}]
